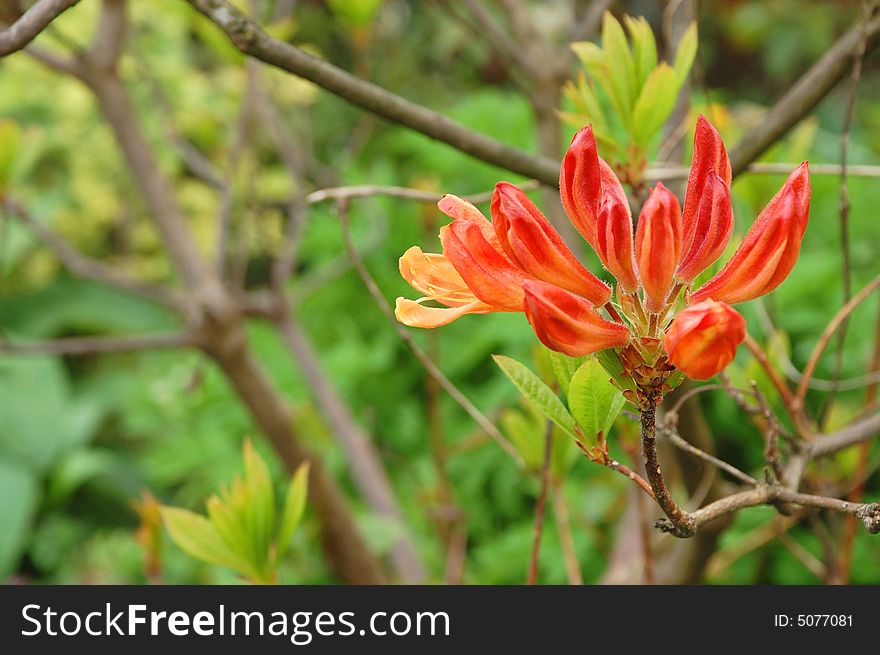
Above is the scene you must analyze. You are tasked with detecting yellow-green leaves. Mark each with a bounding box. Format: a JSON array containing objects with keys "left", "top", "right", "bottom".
[
  {"left": 160, "top": 441, "right": 310, "bottom": 584},
  {"left": 563, "top": 12, "right": 698, "bottom": 182}
]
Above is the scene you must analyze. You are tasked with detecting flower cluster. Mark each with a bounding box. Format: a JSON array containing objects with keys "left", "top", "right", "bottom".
[{"left": 395, "top": 116, "right": 810, "bottom": 406}]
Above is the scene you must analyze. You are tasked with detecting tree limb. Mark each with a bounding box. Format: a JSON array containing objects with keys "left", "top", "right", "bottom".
[
  {"left": 729, "top": 2, "right": 880, "bottom": 176},
  {"left": 0, "top": 0, "right": 81, "bottom": 56},
  {"left": 183, "top": 0, "right": 561, "bottom": 186}
]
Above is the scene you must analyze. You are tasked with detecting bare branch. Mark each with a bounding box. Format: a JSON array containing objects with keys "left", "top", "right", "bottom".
[
  {"left": 657, "top": 421, "right": 758, "bottom": 486},
  {"left": 1, "top": 197, "right": 182, "bottom": 309},
  {"left": 527, "top": 421, "right": 553, "bottom": 584},
  {"left": 683, "top": 486, "right": 880, "bottom": 534},
  {"left": 336, "top": 201, "right": 523, "bottom": 466},
  {"left": 305, "top": 180, "right": 541, "bottom": 206},
  {"left": 0, "top": 332, "right": 196, "bottom": 355},
  {"left": 728, "top": 2, "right": 880, "bottom": 176},
  {"left": 811, "top": 411, "right": 880, "bottom": 458},
  {"left": 0, "top": 0, "right": 81, "bottom": 56},
  {"left": 797, "top": 275, "right": 880, "bottom": 403},
  {"left": 184, "top": 0, "right": 561, "bottom": 186}
]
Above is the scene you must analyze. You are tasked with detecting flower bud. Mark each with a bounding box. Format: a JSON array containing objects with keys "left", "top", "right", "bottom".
[
  {"left": 681, "top": 115, "right": 732, "bottom": 257},
  {"left": 559, "top": 125, "right": 629, "bottom": 251},
  {"left": 677, "top": 172, "right": 734, "bottom": 282},
  {"left": 664, "top": 299, "right": 746, "bottom": 380},
  {"left": 635, "top": 183, "right": 682, "bottom": 312},
  {"left": 690, "top": 163, "right": 810, "bottom": 305},
  {"left": 523, "top": 280, "right": 630, "bottom": 357},
  {"left": 595, "top": 190, "right": 639, "bottom": 292},
  {"left": 491, "top": 182, "right": 611, "bottom": 305}
]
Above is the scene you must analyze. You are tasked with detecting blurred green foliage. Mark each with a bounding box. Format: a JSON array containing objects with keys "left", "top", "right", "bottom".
[{"left": 0, "top": 0, "right": 878, "bottom": 584}]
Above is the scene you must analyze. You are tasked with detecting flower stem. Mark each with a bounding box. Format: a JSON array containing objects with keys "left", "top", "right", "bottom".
[{"left": 640, "top": 399, "right": 697, "bottom": 537}]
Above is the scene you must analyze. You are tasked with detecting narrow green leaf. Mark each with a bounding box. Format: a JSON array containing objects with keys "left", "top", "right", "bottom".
[
  {"left": 493, "top": 355, "right": 577, "bottom": 439},
  {"left": 242, "top": 441, "right": 275, "bottom": 564},
  {"left": 632, "top": 63, "right": 679, "bottom": 145},
  {"left": 672, "top": 22, "right": 698, "bottom": 84},
  {"left": 548, "top": 350, "right": 588, "bottom": 397},
  {"left": 205, "top": 496, "right": 256, "bottom": 568},
  {"left": 161, "top": 507, "right": 256, "bottom": 578},
  {"left": 276, "top": 462, "right": 310, "bottom": 559},
  {"left": 567, "top": 359, "right": 624, "bottom": 441},
  {"left": 624, "top": 15, "right": 657, "bottom": 88},
  {"left": 601, "top": 12, "right": 637, "bottom": 123}
]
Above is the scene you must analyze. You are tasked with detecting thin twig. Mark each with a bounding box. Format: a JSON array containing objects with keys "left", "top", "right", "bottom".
[
  {"left": 551, "top": 486, "right": 583, "bottom": 585},
  {"left": 305, "top": 181, "right": 541, "bottom": 206},
  {"left": 1, "top": 197, "right": 181, "bottom": 309},
  {"left": 0, "top": 332, "right": 196, "bottom": 355},
  {"left": 657, "top": 422, "right": 758, "bottom": 486},
  {"left": 728, "top": 2, "right": 880, "bottom": 176},
  {"left": 527, "top": 421, "right": 554, "bottom": 585},
  {"left": 825, "top": 0, "right": 871, "bottom": 425},
  {"left": 796, "top": 276, "right": 880, "bottom": 403},
  {"left": 336, "top": 201, "right": 523, "bottom": 466}
]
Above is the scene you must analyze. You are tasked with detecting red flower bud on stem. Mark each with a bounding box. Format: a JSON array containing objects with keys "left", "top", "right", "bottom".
[
  {"left": 664, "top": 299, "right": 746, "bottom": 380},
  {"left": 635, "top": 183, "right": 682, "bottom": 312}
]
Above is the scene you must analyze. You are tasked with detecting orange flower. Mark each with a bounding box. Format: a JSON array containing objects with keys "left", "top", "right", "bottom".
[
  {"left": 664, "top": 299, "right": 746, "bottom": 380},
  {"left": 689, "top": 162, "right": 810, "bottom": 305},
  {"left": 635, "top": 183, "right": 682, "bottom": 312},
  {"left": 394, "top": 247, "right": 497, "bottom": 328},
  {"left": 523, "top": 280, "right": 630, "bottom": 357},
  {"left": 395, "top": 116, "right": 810, "bottom": 386},
  {"left": 491, "top": 182, "right": 611, "bottom": 305}
]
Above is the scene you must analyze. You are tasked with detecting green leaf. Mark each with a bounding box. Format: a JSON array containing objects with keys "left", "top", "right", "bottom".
[
  {"left": 276, "top": 462, "right": 309, "bottom": 559},
  {"left": 242, "top": 441, "right": 275, "bottom": 564},
  {"left": 632, "top": 63, "right": 679, "bottom": 145},
  {"left": 567, "top": 359, "right": 624, "bottom": 440},
  {"left": 601, "top": 12, "right": 637, "bottom": 125},
  {"left": 672, "top": 22, "right": 698, "bottom": 84},
  {"left": 161, "top": 507, "right": 256, "bottom": 578},
  {"left": 548, "top": 350, "right": 588, "bottom": 397},
  {"left": 205, "top": 495, "right": 254, "bottom": 568},
  {"left": 624, "top": 15, "right": 658, "bottom": 88},
  {"left": 493, "top": 355, "right": 578, "bottom": 439},
  {"left": 0, "top": 460, "right": 39, "bottom": 577}
]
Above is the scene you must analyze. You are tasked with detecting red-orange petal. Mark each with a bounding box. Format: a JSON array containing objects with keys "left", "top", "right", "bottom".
[
  {"left": 664, "top": 299, "right": 745, "bottom": 380},
  {"left": 635, "top": 183, "right": 683, "bottom": 312},
  {"left": 491, "top": 182, "right": 611, "bottom": 305},
  {"left": 394, "top": 298, "right": 496, "bottom": 328},
  {"left": 596, "top": 190, "right": 639, "bottom": 292},
  {"left": 440, "top": 220, "right": 528, "bottom": 309},
  {"left": 690, "top": 163, "right": 810, "bottom": 305},
  {"left": 522, "top": 280, "right": 630, "bottom": 357}
]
